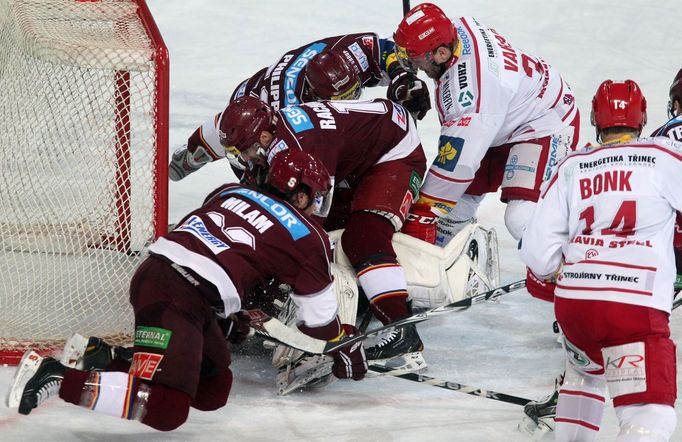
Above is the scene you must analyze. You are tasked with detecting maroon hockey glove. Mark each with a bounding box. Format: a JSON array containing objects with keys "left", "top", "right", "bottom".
[
  {"left": 526, "top": 268, "right": 556, "bottom": 303},
  {"left": 220, "top": 310, "right": 252, "bottom": 345},
  {"left": 331, "top": 324, "right": 367, "bottom": 381},
  {"left": 401, "top": 203, "right": 438, "bottom": 244},
  {"left": 387, "top": 70, "right": 431, "bottom": 120}
]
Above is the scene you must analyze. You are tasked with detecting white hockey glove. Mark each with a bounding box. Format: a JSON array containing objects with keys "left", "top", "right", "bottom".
[{"left": 168, "top": 144, "right": 212, "bottom": 181}]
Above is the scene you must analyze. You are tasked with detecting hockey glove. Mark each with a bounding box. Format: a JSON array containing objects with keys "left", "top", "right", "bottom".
[
  {"left": 401, "top": 203, "right": 438, "bottom": 244},
  {"left": 168, "top": 144, "right": 212, "bottom": 181},
  {"left": 219, "top": 310, "right": 253, "bottom": 345},
  {"left": 526, "top": 268, "right": 556, "bottom": 303},
  {"left": 387, "top": 70, "right": 431, "bottom": 120},
  {"left": 331, "top": 324, "right": 367, "bottom": 381}
]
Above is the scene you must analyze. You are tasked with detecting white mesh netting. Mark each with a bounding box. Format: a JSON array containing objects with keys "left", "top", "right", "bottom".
[{"left": 0, "top": 0, "right": 167, "bottom": 363}]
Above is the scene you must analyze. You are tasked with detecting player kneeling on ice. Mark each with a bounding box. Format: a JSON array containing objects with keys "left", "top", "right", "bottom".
[
  {"left": 6, "top": 149, "right": 367, "bottom": 431},
  {"left": 520, "top": 79, "right": 680, "bottom": 441}
]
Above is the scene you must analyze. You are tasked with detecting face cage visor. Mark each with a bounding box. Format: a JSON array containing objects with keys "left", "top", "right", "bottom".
[
  {"left": 395, "top": 44, "right": 435, "bottom": 74},
  {"left": 311, "top": 187, "right": 333, "bottom": 218}
]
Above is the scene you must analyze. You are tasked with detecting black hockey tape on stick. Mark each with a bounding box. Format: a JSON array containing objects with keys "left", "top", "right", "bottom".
[
  {"left": 249, "top": 279, "right": 526, "bottom": 355},
  {"left": 369, "top": 364, "right": 532, "bottom": 406},
  {"left": 402, "top": 0, "right": 410, "bottom": 16}
]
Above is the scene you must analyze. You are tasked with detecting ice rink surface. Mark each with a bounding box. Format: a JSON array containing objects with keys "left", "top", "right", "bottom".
[{"left": 1, "top": 0, "right": 681, "bottom": 440}]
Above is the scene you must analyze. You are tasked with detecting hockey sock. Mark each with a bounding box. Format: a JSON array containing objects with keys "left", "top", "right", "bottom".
[
  {"left": 342, "top": 212, "right": 409, "bottom": 325},
  {"left": 615, "top": 403, "right": 677, "bottom": 441},
  {"left": 59, "top": 369, "right": 191, "bottom": 431},
  {"left": 191, "top": 368, "right": 233, "bottom": 411},
  {"left": 555, "top": 364, "right": 606, "bottom": 442}
]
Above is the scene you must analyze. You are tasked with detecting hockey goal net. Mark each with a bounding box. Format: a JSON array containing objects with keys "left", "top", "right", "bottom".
[{"left": 0, "top": 0, "right": 168, "bottom": 365}]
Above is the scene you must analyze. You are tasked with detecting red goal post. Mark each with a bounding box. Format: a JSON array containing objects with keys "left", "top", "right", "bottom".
[{"left": 0, "top": 0, "right": 169, "bottom": 365}]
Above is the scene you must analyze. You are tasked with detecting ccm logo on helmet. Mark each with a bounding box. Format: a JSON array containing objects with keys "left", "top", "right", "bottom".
[{"left": 418, "top": 27, "right": 435, "bottom": 40}]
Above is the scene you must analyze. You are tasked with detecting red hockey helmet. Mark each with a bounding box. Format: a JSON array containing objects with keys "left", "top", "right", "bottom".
[
  {"left": 267, "top": 149, "right": 333, "bottom": 216},
  {"left": 218, "top": 96, "right": 274, "bottom": 158},
  {"left": 305, "top": 50, "right": 361, "bottom": 101},
  {"left": 591, "top": 80, "right": 647, "bottom": 134},
  {"left": 393, "top": 2, "right": 457, "bottom": 72},
  {"left": 668, "top": 68, "right": 682, "bottom": 119}
]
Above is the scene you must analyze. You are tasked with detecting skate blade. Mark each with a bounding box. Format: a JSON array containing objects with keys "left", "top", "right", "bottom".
[
  {"left": 517, "top": 414, "right": 554, "bottom": 440},
  {"left": 369, "top": 351, "right": 427, "bottom": 373},
  {"left": 6, "top": 350, "right": 43, "bottom": 409},
  {"left": 59, "top": 333, "right": 89, "bottom": 368},
  {"left": 277, "top": 359, "right": 334, "bottom": 396}
]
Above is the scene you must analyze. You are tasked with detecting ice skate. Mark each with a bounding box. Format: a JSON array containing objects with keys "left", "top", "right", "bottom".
[
  {"left": 364, "top": 324, "right": 427, "bottom": 373},
  {"left": 6, "top": 350, "right": 66, "bottom": 415}
]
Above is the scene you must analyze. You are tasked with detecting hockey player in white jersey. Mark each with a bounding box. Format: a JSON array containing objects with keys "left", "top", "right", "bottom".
[
  {"left": 520, "top": 79, "right": 680, "bottom": 441},
  {"left": 392, "top": 3, "right": 579, "bottom": 245}
]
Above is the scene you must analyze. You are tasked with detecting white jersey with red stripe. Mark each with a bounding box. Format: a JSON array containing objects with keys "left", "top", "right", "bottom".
[
  {"left": 520, "top": 137, "right": 682, "bottom": 314},
  {"left": 420, "top": 16, "right": 577, "bottom": 211}
]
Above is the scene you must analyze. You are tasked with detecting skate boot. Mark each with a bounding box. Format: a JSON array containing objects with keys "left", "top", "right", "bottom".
[
  {"left": 364, "top": 323, "right": 426, "bottom": 372},
  {"left": 6, "top": 351, "right": 66, "bottom": 415},
  {"left": 60, "top": 334, "right": 133, "bottom": 370},
  {"left": 276, "top": 354, "right": 336, "bottom": 396},
  {"left": 518, "top": 373, "right": 563, "bottom": 439}
]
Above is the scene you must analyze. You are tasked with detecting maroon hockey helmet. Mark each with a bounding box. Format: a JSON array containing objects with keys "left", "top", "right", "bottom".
[
  {"left": 267, "top": 149, "right": 333, "bottom": 216},
  {"left": 305, "top": 50, "right": 361, "bottom": 101},
  {"left": 668, "top": 68, "right": 682, "bottom": 119},
  {"left": 393, "top": 2, "right": 457, "bottom": 73},
  {"left": 218, "top": 96, "right": 274, "bottom": 157},
  {"left": 591, "top": 80, "right": 647, "bottom": 134}
]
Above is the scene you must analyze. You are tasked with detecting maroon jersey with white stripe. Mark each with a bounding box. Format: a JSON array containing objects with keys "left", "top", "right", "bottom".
[
  {"left": 267, "top": 98, "right": 423, "bottom": 184},
  {"left": 521, "top": 137, "right": 682, "bottom": 313},
  {"left": 651, "top": 114, "right": 682, "bottom": 141},
  {"left": 230, "top": 33, "right": 387, "bottom": 111},
  {"left": 148, "top": 183, "right": 332, "bottom": 316}
]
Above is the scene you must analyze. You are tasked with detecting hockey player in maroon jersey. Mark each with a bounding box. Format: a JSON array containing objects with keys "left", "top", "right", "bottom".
[
  {"left": 219, "top": 95, "right": 428, "bottom": 364},
  {"left": 391, "top": 3, "right": 579, "bottom": 246},
  {"left": 7, "top": 150, "right": 368, "bottom": 431},
  {"left": 520, "top": 80, "right": 681, "bottom": 441},
  {"left": 169, "top": 33, "right": 431, "bottom": 181},
  {"left": 651, "top": 68, "right": 682, "bottom": 290}
]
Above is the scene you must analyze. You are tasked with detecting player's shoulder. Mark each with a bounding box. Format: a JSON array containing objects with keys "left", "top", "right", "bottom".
[{"left": 651, "top": 115, "right": 682, "bottom": 139}]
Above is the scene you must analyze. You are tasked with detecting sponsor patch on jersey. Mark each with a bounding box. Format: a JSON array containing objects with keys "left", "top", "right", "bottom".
[
  {"left": 391, "top": 103, "right": 408, "bottom": 130},
  {"left": 130, "top": 352, "right": 164, "bottom": 381},
  {"left": 284, "top": 42, "right": 327, "bottom": 106},
  {"left": 219, "top": 188, "right": 310, "bottom": 240},
  {"left": 348, "top": 42, "right": 369, "bottom": 72},
  {"left": 408, "top": 170, "right": 422, "bottom": 199},
  {"left": 234, "top": 79, "right": 248, "bottom": 99},
  {"left": 281, "top": 106, "right": 314, "bottom": 133},
  {"left": 135, "top": 326, "right": 172, "bottom": 349},
  {"left": 434, "top": 136, "right": 464, "bottom": 172},
  {"left": 267, "top": 139, "right": 289, "bottom": 164},
  {"left": 399, "top": 190, "right": 413, "bottom": 220},
  {"left": 456, "top": 26, "right": 472, "bottom": 56},
  {"left": 177, "top": 215, "right": 231, "bottom": 255},
  {"left": 457, "top": 90, "right": 474, "bottom": 108}
]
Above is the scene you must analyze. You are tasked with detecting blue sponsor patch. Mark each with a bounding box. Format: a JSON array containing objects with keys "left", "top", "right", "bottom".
[
  {"left": 434, "top": 136, "right": 464, "bottom": 172},
  {"left": 284, "top": 42, "right": 327, "bottom": 106},
  {"left": 219, "top": 188, "right": 310, "bottom": 240},
  {"left": 177, "top": 215, "right": 230, "bottom": 254},
  {"left": 281, "top": 106, "right": 314, "bottom": 133}
]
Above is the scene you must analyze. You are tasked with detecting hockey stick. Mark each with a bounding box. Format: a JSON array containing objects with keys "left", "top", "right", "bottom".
[
  {"left": 368, "top": 364, "right": 531, "bottom": 406},
  {"left": 673, "top": 290, "right": 682, "bottom": 310},
  {"left": 248, "top": 279, "right": 526, "bottom": 355},
  {"left": 402, "top": 0, "right": 411, "bottom": 16}
]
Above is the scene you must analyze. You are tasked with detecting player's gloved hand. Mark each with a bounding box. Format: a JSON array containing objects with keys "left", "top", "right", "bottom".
[
  {"left": 331, "top": 324, "right": 367, "bottom": 381},
  {"left": 387, "top": 69, "right": 431, "bottom": 120},
  {"left": 219, "top": 310, "right": 253, "bottom": 345},
  {"left": 401, "top": 203, "right": 438, "bottom": 244},
  {"left": 526, "top": 267, "right": 556, "bottom": 303},
  {"left": 168, "top": 144, "right": 212, "bottom": 181}
]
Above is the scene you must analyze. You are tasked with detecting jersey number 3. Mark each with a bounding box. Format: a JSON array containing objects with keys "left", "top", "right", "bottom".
[{"left": 579, "top": 200, "right": 636, "bottom": 238}]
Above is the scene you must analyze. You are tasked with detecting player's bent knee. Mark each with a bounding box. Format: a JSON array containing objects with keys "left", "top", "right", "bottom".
[
  {"left": 504, "top": 199, "right": 536, "bottom": 240},
  {"left": 192, "top": 368, "right": 233, "bottom": 411},
  {"left": 615, "top": 403, "right": 677, "bottom": 441},
  {"left": 141, "top": 383, "right": 192, "bottom": 431},
  {"left": 341, "top": 211, "right": 396, "bottom": 265}
]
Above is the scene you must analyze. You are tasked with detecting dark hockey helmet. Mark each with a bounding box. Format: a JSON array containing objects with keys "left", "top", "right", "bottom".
[
  {"left": 218, "top": 96, "right": 274, "bottom": 158},
  {"left": 668, "top": 68, "right": 682, "bottom": 119},
  {"left": 305, "top": 50, "right": 361, "bottom": 101},
  {"left": 267, "top": 149, "right": 333, "bottom": 216},
  {"left": 393, "top": 2, "right": 457, "bottom": 73},
  {"left": 591, "top": 79, "right": 647, "bottom": 133}
]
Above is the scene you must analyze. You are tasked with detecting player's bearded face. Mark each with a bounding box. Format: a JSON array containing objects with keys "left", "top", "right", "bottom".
[{"left": 396, "top": 45, "right": 444, "bottom": 79}]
